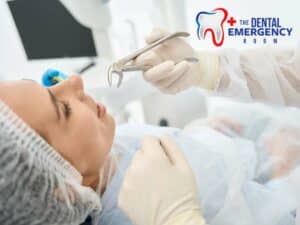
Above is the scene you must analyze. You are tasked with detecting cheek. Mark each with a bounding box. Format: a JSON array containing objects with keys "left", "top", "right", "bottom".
[{"left": 73, "top": 111, "right": 115, "bottom": 172}]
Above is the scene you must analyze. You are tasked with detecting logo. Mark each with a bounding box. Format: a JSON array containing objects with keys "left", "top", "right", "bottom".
[
  {"left": 196, "top": 8, "right": 229, "bottom": 47},
  {"left": 196, "top": 7, "right": 293, "bottom": 47}
]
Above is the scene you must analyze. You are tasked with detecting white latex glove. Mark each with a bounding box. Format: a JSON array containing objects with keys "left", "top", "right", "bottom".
[
  {"left": 118, "top": 135, "right": 206, "bottom": 225},
  {"left": 135, "top": 28, "right": 220, "bottom": 94}
]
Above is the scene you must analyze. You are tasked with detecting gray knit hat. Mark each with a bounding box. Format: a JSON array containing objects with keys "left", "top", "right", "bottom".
[{"left": 0, "top": 100, "right": 101, "bottom": 225}]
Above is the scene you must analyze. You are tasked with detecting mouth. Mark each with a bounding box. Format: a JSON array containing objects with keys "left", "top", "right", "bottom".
[{"left": 97, "top": 103, "right": 106, "bottom": 118}]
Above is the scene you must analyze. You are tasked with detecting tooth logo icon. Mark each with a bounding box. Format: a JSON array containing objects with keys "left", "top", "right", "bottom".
[{"left": 196, "top": 8, "right": 229, "bottom": 47}]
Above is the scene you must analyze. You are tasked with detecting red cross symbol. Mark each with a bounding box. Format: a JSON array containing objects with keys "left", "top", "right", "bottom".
[{"left": 227, "top": 17, "right": 237, "bottom": 26}]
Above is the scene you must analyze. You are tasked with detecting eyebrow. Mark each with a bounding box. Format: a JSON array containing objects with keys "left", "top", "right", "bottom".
[{"left": 47, "top": 89, "right": 61, "bottom": 121}]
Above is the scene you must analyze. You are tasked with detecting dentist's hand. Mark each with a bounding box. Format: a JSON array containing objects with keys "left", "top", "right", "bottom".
[
  {"left": 135, "top": 28, "right": 220, "bottom": 94},
  {"left": 118, "top": 135, "right": 206, "bottom": 225}
]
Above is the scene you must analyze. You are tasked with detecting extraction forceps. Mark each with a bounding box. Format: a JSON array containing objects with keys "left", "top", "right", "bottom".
[{"left": 107, "top": 31, "right": 199, "bottom": 88}]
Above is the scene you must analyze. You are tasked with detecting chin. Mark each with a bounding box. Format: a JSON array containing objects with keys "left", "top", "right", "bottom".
[
  {"left": 106, "top": 113, "right": 116, "bottom": 149},
  {"left": 107, "top": 113, "right": 116, "bottom": 132}
]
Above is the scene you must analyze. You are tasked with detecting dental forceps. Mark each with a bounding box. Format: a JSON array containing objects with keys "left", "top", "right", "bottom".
[{"left": 107, "top": 31, "right": 199, "bottom": 88}]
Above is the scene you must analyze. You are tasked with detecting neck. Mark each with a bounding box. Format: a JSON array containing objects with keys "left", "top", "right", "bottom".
[
  {"left": 82, "top": 174, "right": 99, "bottom": 191},
  {"left": 82, "top": 157, "right": 116, "bottom": 195}
]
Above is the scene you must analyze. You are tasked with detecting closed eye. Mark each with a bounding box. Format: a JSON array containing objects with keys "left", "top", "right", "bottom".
[{"left": 62, "top": 101, "right": 72, "bottom": 120}]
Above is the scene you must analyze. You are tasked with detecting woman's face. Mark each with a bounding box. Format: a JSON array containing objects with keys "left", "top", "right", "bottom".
[{"left": 0, "top": 76, "right": 115, "bottom": 183}]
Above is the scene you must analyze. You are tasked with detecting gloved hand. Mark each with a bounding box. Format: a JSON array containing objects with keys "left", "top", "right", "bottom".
[
  {"left": 135, "top": 28, "right": 220, "bottom": 94},
  {"left": 118, "top": 135, "right": 206, "bottom": 225}
]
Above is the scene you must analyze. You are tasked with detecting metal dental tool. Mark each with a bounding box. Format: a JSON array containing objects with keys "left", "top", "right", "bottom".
[{"left": 107, "top": 31, "right": 199, "bottom": 88}]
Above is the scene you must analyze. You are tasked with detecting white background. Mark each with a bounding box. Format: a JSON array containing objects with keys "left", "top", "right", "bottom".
[
  {"left": 0, "top": 0, "right": 299, "bottom": 127},
  {"left": 0, "top": 0, "right": 299, "bottom": 81}
]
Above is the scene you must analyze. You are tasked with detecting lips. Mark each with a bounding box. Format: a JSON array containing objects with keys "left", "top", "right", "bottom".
[{"left": 97, "top": 103, "right": 106, "bottom": 118}]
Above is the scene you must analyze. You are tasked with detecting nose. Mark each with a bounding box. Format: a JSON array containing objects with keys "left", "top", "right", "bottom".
[
  {"left": 50, "top": 75, "right": 85, "bottom": 99},
  {"left": 67, "top": 75, "right": 84, "bottom": 92}
]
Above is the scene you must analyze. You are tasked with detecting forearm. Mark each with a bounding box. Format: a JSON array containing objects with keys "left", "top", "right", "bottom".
[
  {"left": 217, "top": 47, "right": 300, "bottom": 106},
  {"left": 197, "top": 47, "right": 300, "bottom": 106}
]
